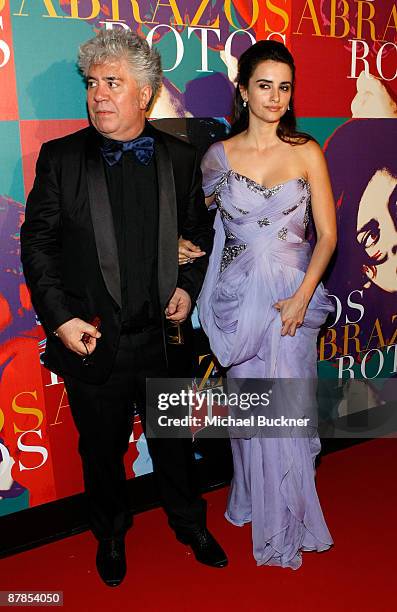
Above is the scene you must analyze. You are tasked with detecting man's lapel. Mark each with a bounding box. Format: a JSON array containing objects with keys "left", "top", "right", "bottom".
[
  {"left": 150, "top": 125, "right": 178, "bottom": 309},
  {"left": 85, "top": 131, "right": 122, "bottom": 308}
]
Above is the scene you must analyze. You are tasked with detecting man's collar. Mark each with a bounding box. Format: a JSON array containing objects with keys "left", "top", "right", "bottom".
[{"left": 98, "top": 120, "right": 156, "bottom": 147}]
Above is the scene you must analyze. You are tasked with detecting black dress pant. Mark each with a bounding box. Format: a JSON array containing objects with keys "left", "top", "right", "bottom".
[{"left": 64, "top": 327, "right": 206, "bottom": 541}]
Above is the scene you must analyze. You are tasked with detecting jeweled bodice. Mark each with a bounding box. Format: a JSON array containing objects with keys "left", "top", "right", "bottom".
[{"left": 213, "top": 168, "right": 311, "bottom": 274}]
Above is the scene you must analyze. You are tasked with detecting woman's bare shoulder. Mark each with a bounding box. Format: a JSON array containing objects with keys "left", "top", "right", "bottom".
[
  {"left": 293, "top": 139, "right": 325, "bottom": 169},
  {"left": 298, "top": 138, "right": 323, "bottom": 156}
]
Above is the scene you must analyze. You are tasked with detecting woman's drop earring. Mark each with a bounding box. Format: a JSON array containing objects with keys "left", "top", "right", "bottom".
[{"left": 243, "top": 100, "right": 247, "bottom": 108}]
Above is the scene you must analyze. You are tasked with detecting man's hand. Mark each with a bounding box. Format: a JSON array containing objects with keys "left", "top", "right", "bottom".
[
  {"left": 54, "top": 317, "right": 102, "bottom": 356},
  {"left": 165, "top": 288, "right": 192, "bottom": 323},
  {"left": 178, "top": 237, "right": 206, "bottom": 265}
]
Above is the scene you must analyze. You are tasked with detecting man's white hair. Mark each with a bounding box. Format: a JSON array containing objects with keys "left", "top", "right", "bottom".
[{"left": 78, "top": 29, "right": 162, "bottom": 103}]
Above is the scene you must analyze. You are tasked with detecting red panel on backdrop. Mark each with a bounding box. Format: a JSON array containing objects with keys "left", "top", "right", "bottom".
[
  {"left": 291, "top": 0, "right": 397, "bottom": 117},
  {"left": 232, "top": 0, "right": 292, "bottom": 42},
  {"left": 0, "top": 310, "right": 57, "bottom": 507},
  {"left": 20, "top": 119, "right": 89, "bottom": 199},
  {"left": 39, "top": 370, "right": 84, "bottom": 500},
  {"left": 0, "top": 1, "right": 18, "bottom": 120}
]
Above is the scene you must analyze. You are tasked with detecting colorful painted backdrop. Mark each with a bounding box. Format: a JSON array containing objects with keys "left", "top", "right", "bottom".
[{"left": 0, "top": 0, "right": 396, "bottom": 517}]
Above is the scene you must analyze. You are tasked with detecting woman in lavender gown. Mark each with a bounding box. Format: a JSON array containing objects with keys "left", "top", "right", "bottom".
[{"left": 181, "top": 41, "right": 336, "bottom": 568}]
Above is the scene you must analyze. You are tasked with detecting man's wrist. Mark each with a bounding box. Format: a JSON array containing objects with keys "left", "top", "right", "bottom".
[{"left": 52, "top": 316, "right": 75, "bottom": 338}]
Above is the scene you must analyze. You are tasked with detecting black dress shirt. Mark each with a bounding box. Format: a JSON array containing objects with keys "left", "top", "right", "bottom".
[{"left": 103, "top": 126, "right": 161, "bottom": 329}]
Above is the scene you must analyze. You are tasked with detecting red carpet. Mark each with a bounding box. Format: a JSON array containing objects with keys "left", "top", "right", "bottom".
[{"left": 1, "top": 439, "right": 396, "bottom": 611}]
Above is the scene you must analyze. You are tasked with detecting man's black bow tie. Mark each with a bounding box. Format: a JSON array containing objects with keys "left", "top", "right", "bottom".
[{"left": 100, "top": 135, "right": 154, "bottom": 166}]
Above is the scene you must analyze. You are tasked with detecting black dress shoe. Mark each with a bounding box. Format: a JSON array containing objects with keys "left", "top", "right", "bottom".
[
  {"left": 176, "top": 527, "right": 228, "bottom": 568},
  {"left": 96, "top": 538, "right": 127, "bottom": 587}
]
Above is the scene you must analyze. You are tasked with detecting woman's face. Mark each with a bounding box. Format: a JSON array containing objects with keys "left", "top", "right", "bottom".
[
  {"left": 241, "top": 60, "right": 292, "bottom": 125},
  {"left": 356, "top": 169, "right": 397, "bottom": 292}
]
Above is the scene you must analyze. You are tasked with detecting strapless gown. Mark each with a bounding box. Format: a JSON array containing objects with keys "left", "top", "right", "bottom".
[{"left": 198, "top": 142, "right": 333, "bottom": 569}]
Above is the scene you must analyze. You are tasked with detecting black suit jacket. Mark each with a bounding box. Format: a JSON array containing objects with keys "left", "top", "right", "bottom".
[{"left": 20, "top": 123, "right": 214, "bottom": 383}]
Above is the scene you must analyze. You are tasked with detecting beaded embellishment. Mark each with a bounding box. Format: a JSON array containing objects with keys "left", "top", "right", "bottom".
[
  {"left": 277, "top": 227, "right": 288, "bottom": 241},
  {"left": 257, "top": 217, "right": 271, "bottom": 227},
  {"left": 303, "top": 198, "right": 311, "bottom": 228},
  {"left": 215, "top": 192, "right": 234, "bottom": 221},
  {"left": 218, "top": 204, "right": 234, "bottom": 221},
  {"left": 282, "top": 204, "right": 298, "bottom": 216},
  {"left": 232, "top": 203, "right": 249, "bottom": 215},
  {"left": 232, "top": 172, "right": 283, "bottom": 199},
  {"left": 214, "top": 171, "right": 231, "bottom": 196},
  {"left": 298, "top": 177, "right": 310, "bottom": 190},
  {"left": 220, "top": 244, "right": 247, "bottom": 273},
  {"left": 214, "top": 173, "right": 235, "bottom": 221},
  {"left": 225, "top": 227, "right": 237, "bottom": 240}
]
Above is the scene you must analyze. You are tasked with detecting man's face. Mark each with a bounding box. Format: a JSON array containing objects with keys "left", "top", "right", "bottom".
[{"left": 86, "top": 58, "right": 152, "bottom": 141}]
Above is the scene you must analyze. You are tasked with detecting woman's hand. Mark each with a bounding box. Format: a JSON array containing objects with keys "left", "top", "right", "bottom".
[
  {"left": 273, "top": 293, "right": 309, "bottom": 337},
  {"left": 178, "top": 237, "right": 206, "bottom": 265}
]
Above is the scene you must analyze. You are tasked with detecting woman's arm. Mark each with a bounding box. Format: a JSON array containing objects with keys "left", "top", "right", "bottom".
[
  {"left": 178, "top": 195, "right": 215, "bottom": 264},
  {"left": 178, "top": 237, "right": 206, "bottom": 265},
  {"left": 297, "top": 140, "right": 337, "bottom": 300},
  {"left": 275, "top": 141, "right": 337, "bottom": 336}
]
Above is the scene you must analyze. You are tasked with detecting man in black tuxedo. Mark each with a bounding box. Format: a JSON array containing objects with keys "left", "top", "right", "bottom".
[{"left": 21, "top": 29, "right": 227, "bottom": 586}]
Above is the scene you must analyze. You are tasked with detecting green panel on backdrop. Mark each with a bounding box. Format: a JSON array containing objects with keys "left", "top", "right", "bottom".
[
  {"left": 0, "top": 121, "right": 24, "bottom": 203},
  {"left": 0, "top": 489, "right": 29, "bottom": 517},
  {"left": 11, "top": 8, "right": 93, "bottom": 120},
  {"left": 148, "top": 27, "right": 227, "bottom": 93},
  {"left": 297, "top": 118, "right": 349, "bottom": 148}
]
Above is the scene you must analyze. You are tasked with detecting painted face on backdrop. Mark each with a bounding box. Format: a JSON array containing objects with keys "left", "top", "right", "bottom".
[
  {"left": 86, "top": 58, "right": 152, "bottom": 141},
  {"left": 240, "top": 60, "right": 292, "bottom": 124},
  {"left": 356, "top": 169, "right": 397, "bottom": 293}
]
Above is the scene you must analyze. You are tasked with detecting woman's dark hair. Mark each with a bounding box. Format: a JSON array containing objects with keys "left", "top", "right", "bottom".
[{"left": 230, "top": 40, "right": 314, "bottom": 144}]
